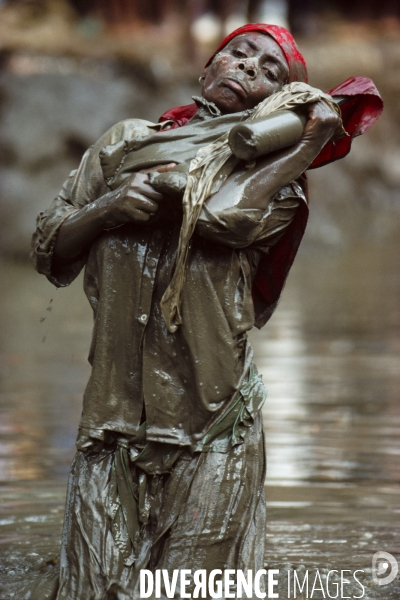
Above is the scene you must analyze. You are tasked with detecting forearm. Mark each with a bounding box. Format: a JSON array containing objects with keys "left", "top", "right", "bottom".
[
  {"left": 53, "top": 171, "right": 165, "bottom": 267},
  {"left": 53, "top": 192, "right": 116, "bottom": 266},
  {"left": 196, "top": 135, "right": 317, "bottom": 248},
  {"left": 206, "top": 136, "right": 321, "bottom": 213}
]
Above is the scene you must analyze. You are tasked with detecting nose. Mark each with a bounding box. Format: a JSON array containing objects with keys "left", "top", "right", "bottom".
[{"left": 237, "top": 58, "right": 258, "bottom": 79}]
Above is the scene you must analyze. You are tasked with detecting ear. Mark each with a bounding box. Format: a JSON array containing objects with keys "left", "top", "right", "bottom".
[{"left": 199, "top": 66, "right": 208, "bottom": 86}]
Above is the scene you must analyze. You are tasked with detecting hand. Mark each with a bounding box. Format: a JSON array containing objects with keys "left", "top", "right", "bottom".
[
  {"left": 103, "top": 163, "right": 177, "bottom": 227},
  {"left": 301, "top": 100, "right": 343, "bottom": 148}
]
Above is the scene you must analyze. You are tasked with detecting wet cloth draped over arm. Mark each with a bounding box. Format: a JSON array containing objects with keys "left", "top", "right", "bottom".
[{"left": 159, "top": 82, "right": 343, "bottom": 333}]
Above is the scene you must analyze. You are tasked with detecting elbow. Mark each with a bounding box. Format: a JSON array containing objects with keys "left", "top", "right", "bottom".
[{"left": 196, "top": 205, "right": 265, "bottom": 248}]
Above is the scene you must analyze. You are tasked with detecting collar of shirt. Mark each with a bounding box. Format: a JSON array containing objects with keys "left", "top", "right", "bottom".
[
  {"left": 190, "top": 95, "right": 255, "bottom": 124},
  {"left": 192, "top": 95, "right": 222, "bottom": 119}
]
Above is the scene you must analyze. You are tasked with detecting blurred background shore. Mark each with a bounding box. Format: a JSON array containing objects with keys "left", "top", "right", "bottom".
[
  {"left": 0, "top": 0, "right": 399, "bottom": 256},
  {"left": 0, "top": 1, "right": 399, "bottom": 598}
]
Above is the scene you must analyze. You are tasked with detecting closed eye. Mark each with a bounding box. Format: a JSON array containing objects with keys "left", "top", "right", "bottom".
[
  {"left": 233, "top": 49, "right": 248, "bottom": 59},
  {"left": 265, "top": 69, "right": 278, "bottom": 81}
]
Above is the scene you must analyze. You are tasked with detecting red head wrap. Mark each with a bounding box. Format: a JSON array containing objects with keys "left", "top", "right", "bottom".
[
  {"left": 204, "top": 23, "right": 308, "bottom": 83},
  {"left": 159, "top": 24, "right": 382, "bottom": 169},
  {"left": 159, "top": 23, "right": 308, "bottom": 125}
]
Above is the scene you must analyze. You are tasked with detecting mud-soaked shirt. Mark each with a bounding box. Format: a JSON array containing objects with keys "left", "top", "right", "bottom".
[{"left": 31, "top": 99, "right": 305, "bottom": 447}]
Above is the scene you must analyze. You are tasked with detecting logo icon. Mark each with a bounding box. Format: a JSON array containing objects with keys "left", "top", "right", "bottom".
[{"left": 372, "top": 552, "right": 399, "bottom": 586}]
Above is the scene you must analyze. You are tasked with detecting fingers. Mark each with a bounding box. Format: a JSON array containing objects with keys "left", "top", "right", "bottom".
[
  {"left": 138, "top": 181, "right": 164, "bottom": 202},
  {"left": 125, "top": 192, "right": 160, "bottom": 214},
  {"left": 126, "top": 173, "right": 163, "bottom": 202},
  {"left": 154, "top": 162, "right": 177, "bottom": 173},
  {"left": 303, "top": 100, "right": 342, "bottom": 143},
  {"left": 309, "top": 100, "right": 341, "bottom": 125},
  {"left": 138, "top": 162, "right": 177, "bottom": 175},
  {"left": 109, "top": 171, "right": 169, "bottom": 226},
  {"left": 130, "top": 207, "right": 154, "bottom": 222}
]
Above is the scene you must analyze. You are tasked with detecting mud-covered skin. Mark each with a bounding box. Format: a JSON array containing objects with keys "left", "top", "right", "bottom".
[{"left": 201, "top": 32, "right": 289, "bottom": 114}]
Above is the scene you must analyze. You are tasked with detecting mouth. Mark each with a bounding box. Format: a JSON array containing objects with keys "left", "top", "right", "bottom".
[{"left": 222, "top": 77, "right": 247, "bottom": 98}]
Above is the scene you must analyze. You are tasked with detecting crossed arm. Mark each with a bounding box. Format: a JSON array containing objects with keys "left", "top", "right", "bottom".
[{"left": 46, "top": 101, "right": 340, "bottom": 270}]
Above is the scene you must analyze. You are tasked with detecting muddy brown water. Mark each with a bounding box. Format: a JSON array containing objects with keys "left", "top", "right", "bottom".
[{"left": 0, "top": 236, "right": 399, "bottom": 599}]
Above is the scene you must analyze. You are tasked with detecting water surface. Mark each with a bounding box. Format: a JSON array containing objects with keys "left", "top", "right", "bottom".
[{"left": 0, "top": 238, "right": 399, "bottom": 598}]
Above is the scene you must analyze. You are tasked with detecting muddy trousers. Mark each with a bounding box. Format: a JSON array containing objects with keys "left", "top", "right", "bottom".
[{"left": 29, "top": 413, "right": 266, "bottom": 600}]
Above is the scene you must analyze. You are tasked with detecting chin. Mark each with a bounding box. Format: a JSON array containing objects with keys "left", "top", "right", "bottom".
[{"left": 211, "top": 89, "right": 246, "bottom": 114}]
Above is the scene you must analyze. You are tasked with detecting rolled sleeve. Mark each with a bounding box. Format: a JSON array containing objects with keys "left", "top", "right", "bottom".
[
  {"left": 196, "top": 181, "right": 305, "bottom": 249},
  {"left": 30, "top": 147, "right": 97, "bottom": 287},
  {"left": 31, "top": 196, "right": 81, "bottom": 287}
]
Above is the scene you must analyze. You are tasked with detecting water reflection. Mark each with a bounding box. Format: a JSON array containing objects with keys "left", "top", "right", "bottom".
[
  {"left": 0, "top": 261, "right": 92, "bottom": 487},
  {"left": 248, "top": 237, "right": 400, "bottom": 598},
  {"left": 252, "top": 238, "right": 400, "bottom": 490},
  {"left": 0, "top": 235, "right": 400, "bottom": 597}
]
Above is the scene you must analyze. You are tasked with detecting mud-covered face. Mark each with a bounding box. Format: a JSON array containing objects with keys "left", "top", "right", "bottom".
[{"left": 201, "top": 32, "right": 289, "bottom": 113}]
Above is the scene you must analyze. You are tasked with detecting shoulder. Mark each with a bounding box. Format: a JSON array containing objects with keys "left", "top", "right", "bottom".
[
  {"left": 93, "top": 118, "right": 156, "bottom": 154},
  {"left": 106, "top": 118, "right": 158, "bottom": 145}
]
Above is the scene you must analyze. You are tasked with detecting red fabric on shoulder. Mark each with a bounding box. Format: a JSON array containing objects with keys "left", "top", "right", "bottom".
[
  {"left": 159, "top": 102, "right": 198, "bottom": 129},
  {"left": 309, "top": 77, "right": 384, "bottom": 169},
  {"left": 252, "top": 176, "right": 309, "bottom": 328}
]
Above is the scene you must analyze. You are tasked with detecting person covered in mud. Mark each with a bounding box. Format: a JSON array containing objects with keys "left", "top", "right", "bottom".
[{"left": 30, "top": 24, "right": 344, "bottom": 600}]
